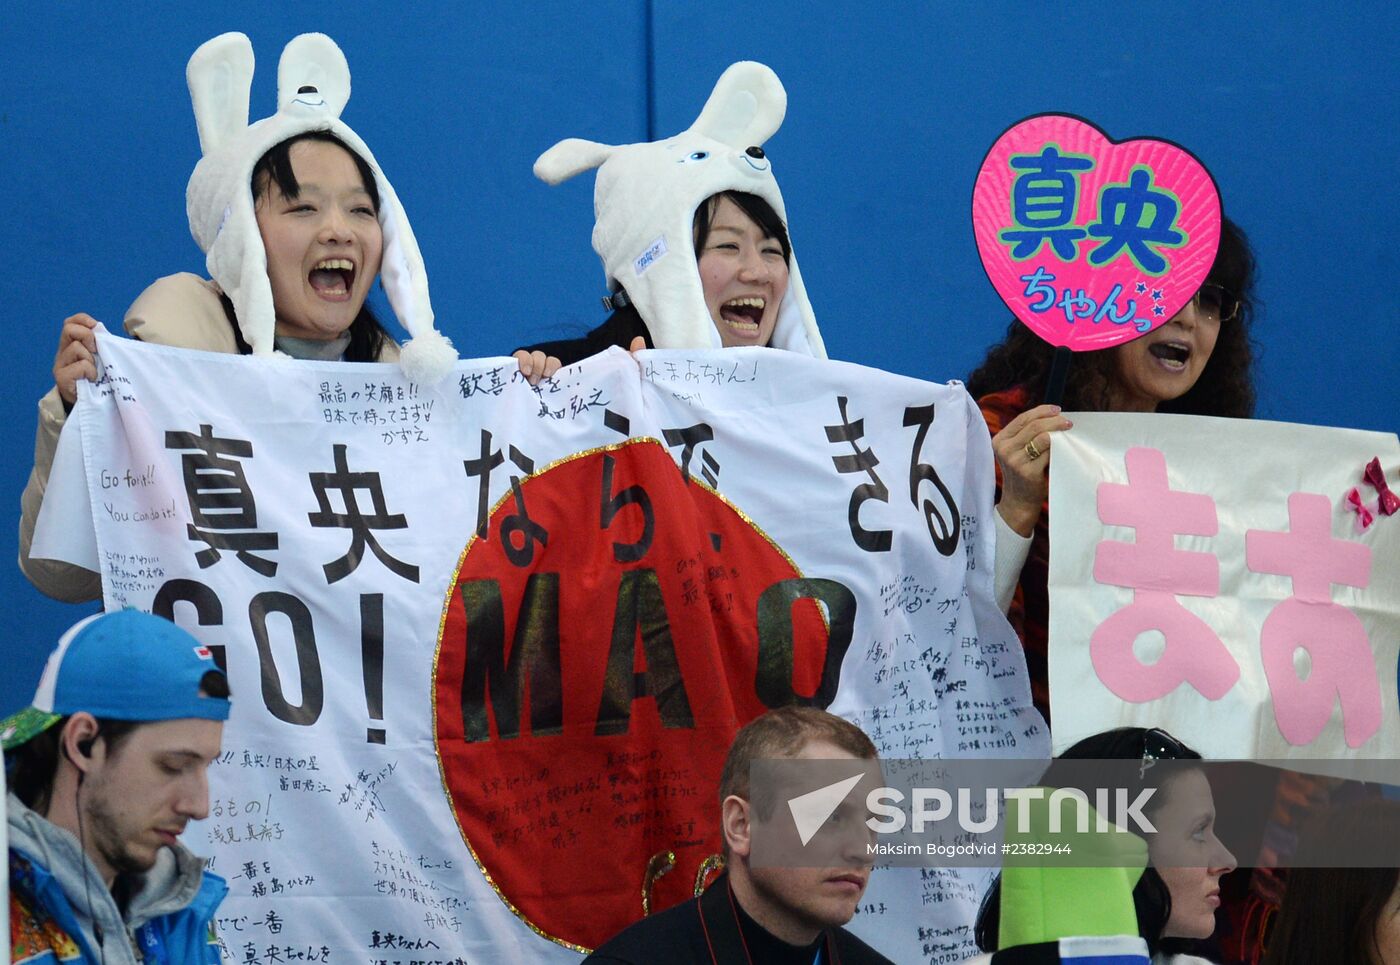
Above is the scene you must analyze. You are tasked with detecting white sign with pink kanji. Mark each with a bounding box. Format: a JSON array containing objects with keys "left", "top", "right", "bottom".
[{"left": 1047, "top": 412, "right": 1400, "bottom": 768}]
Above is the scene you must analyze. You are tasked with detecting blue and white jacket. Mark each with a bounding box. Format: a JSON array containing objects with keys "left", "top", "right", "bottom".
[{"left": 8, "top": 793, "right": 226, "bottom": 965}]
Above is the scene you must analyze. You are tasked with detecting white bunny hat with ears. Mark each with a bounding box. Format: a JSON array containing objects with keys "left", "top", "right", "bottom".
[
  {"left": 185, "top": 32, "right": 457, "bottom": 383},
  {"left": 535, "top": 62, "right": 825, "bottom": 357}
]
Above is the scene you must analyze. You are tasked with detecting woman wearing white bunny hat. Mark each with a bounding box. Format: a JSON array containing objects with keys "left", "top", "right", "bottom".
[
  {"left": 21, "top": 31, "right": 506, "bottom": 603},
  {"left": 516, "top": 61, "right": 826, "bottom": 364}
]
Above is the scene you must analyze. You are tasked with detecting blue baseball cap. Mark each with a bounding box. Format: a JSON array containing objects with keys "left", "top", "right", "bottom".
[{"left": 0, "top": 610, "right": 230, "bottom": 751}]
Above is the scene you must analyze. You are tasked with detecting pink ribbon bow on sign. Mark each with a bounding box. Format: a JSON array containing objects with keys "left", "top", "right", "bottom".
[
  {"left": 1346, "top": 488, "right": 1376, "bottom": 532},
  {"left": 1363, "top": 457, "right": 1400, "bottom": 516}
]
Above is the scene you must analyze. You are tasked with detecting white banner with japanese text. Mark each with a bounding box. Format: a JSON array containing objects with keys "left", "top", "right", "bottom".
[
  {"left": 1048, "top": 412, "right": 1400, "bottom": 772},
  {"left": 34, "top": 329, "right": 1047, "bottom": 965}
]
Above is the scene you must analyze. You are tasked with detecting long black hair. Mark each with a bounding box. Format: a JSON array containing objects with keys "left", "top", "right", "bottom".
[
  {"left": 1261, "top": 801, "right": 1400, "bottom": 965},
  {"left": 222, "top": 129, "right": 390, "bottom": 362},
  {"left": 966, "top": 216, "right": 1257, "bottom": 416}
]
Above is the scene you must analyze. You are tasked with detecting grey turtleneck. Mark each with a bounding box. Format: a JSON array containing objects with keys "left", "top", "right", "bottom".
[{"left": 273, "top": 332, "right": 352, "bottom": 361}]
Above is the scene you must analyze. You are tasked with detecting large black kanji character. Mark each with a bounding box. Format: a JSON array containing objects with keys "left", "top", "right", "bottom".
[
  {"left": 825, "top": 397, "right": 892, "bottom": 552},
  {"left": 600, "top": 454, "right": 654, "bottom": 563},
  {"left": 165, "top": 424, "right": 278, "bottom": 575},
  {"left": 662, "top": 423, "right": 717, "bottom": 486},
  {"left": 462, "top": 430, "right": 505, "bottom": 539},
  {"left": 603, "top": 409, "right": 630, "bottom": 436},
  {"left": 902, "top": 404, "right": 960, "bottom": 556},
  {"left": 500, "top": 476, "right": 548, "bottom": 567},
  {"left": 463, "top": 430, "right": 536, "bottom": 544},
  {"left": 307, "top": 444, "right": 418, "bottom": 583}
]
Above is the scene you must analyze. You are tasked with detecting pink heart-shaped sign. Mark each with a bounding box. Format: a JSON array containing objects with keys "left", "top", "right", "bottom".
[{"left": 972, "top": 114, "right": 1221, "bottom": 351}]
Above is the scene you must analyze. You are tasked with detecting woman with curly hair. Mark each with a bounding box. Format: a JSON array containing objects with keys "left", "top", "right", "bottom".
[{"left": 967, "top": 216, "right": 1258, "bottom": 721}]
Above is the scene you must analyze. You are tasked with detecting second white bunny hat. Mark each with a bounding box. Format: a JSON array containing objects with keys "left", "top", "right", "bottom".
[
  {"left": 185, "top": 32, "right": 457, "bottom": 383},
  {"left": 535, "top": 62, "right": 825, "bottom": 357}
]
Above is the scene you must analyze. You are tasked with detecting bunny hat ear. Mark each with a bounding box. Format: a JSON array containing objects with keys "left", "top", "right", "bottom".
[
  {"left": 185, "top": 33, "right": 456, "bottom": 381},
  {"left": 534, "top": 138, "right": 618, "bottom": 185},
  {"left": 277, "top": 33, "right": 351, "bottom": 117},
  {"left": 187, "top": 32, "right": 254, "bottom": 157},
  {"left": 690, "top": 61, "right": 786, "bottom": 148},
  {"left": 542, "top": 61, "right": 824, "bottom": 357}
]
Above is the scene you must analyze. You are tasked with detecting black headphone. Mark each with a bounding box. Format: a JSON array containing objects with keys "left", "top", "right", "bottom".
[
  {"left": 66, "top": 727, "right": 108, "bottom": 963},
  {"left": 66, "top": 729, "right": 99, "bottom": 769}
]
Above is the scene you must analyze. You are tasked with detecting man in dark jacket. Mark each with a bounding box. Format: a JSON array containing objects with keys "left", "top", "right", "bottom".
[
  {"left": 4, "top": 610, "right": 231, "bottom": 965},
  {"left": 585, "top": 706, "right": 894, "bottom": 964}
]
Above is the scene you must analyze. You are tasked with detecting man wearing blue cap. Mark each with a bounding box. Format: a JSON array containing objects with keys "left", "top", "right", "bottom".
[{"left": 3, "top": 609, "right": 232, "bottom": 965}]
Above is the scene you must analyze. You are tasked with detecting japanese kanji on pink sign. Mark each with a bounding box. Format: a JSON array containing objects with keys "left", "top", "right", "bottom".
[{"left": 972, "top": 113, "right": 1222, "bottom": 353}]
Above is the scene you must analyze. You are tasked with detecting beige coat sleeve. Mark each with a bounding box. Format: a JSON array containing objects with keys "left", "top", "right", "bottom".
[
  {"left": 18, "top": 274, "right": 235, "bottom": 602},
  {"left": 18, "top": 385, "right": 102, "bottom": 601},
  {"left": 123, "top": 273, "right": 240, "bottom": 352}
]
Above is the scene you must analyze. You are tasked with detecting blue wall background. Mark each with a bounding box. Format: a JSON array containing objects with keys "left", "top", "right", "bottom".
[{"left": 2, "top": 3, "right": 1395, "bottom": 712}]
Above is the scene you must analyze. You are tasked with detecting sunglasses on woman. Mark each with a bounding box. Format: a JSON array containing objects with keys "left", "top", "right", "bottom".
[
  {"left": 1139, "top": 727, "right": 1193, "bottom": 778},
  {"left": 1191, "top": 283, "right": 1240, "bottom": 322},
  {"left": 1141, "top": 727, "right": 1191, "bottom": 762}
]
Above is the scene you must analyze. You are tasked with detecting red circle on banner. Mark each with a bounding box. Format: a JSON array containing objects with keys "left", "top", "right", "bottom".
[{"left": 433, "top": 439, "right": 833, "bottom": 950}]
